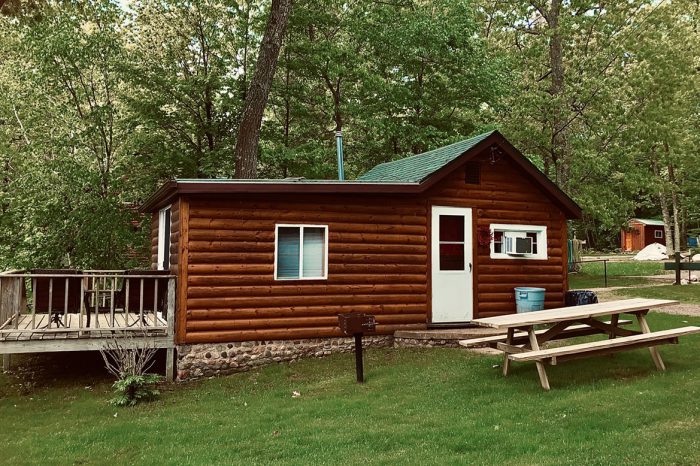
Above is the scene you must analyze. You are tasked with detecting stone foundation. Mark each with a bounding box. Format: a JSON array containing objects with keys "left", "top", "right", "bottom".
[{"left": 176, "top": 335, "right": 394, "bottom": 380}]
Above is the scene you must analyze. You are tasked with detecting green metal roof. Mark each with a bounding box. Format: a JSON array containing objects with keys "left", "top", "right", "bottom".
[
  {"left": 358, "top": 131, "right": 496, "bottom": 182},
  {"left": 632, "top": 218, "right": 665, "bottom": 226}
]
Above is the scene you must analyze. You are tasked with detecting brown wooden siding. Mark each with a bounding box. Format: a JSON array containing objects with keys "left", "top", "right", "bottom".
[
  {"left": 150, "top": 213, "right": 159, "bottom": 269},
  {"left": 643, "top": 225, "right": 664, "bottom": 248},
  {"left": 167, "top": 146, "right": 569, "bottom": 344},
  {"left": 425, "top": 151, "right": 568, "bottom": 318},
  {"left": 182, "top": 196, "right": 429, "bottom": 343},
  {"left": 149, "top": 198, "right": 180, "bottom": 271}
]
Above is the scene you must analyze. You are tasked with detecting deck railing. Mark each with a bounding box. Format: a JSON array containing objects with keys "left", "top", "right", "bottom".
[{"left": 0, "top": 270, "right": 176, "bottom": 338}]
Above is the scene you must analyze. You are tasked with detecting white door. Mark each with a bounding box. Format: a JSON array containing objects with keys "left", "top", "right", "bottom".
[{"left": 431, "top": 206, "right": 473, "bottom": 323}]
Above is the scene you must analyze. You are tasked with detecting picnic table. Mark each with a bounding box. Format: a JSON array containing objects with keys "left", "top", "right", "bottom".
[{"left": 459, "top": 298, "right": 700, "bottom": 390}]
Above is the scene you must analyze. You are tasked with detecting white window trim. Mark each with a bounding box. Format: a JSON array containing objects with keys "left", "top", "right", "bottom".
[
  {"left": 157, "top": 205, "right": 172, "bottom": 270},
  {"left": 490, "top": 223, "right": 548, "bottom": 260},
  {"left": 654, "top": 229, "right": 663, "bottom": 239},
  {"left": 274, "top": 224, "right": 329, "bottom": 280}
]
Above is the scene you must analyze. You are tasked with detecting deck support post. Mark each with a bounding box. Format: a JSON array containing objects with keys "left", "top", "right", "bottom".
[
  {"left": 165, "top": 348, "right": 175, "bottom": 381},
  {"left": 2, "top": 354, "right": 10, "bottom": 372},
  {"left": 165, "top": 277, "right": 176, "bottom": 382}
]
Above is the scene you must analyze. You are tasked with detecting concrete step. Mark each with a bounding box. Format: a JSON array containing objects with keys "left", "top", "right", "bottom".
[{"left": 394, "top": 327, "right": 506, "bottom": 341}]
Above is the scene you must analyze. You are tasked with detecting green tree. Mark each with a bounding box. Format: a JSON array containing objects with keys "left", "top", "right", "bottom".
[
  {"left": 0, "top": 1, "right": 143, "bottom": 268},
  {"left": 262, "top": 0, "right": 505, "bottom": 179},
  {"left": 123, "top": 0, "right": 265, "bottom": 184}
]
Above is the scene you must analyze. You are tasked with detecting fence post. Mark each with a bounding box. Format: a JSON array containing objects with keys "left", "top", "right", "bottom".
[
  {"left": 604, "top": 260, "right": 608, "bottom": 288},
  {"left": 674, "top": 252, "right": 682, "bottom": 285}
]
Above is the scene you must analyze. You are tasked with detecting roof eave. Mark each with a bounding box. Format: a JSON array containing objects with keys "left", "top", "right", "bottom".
[
  {"left": 140, "top": 131, "right": 584, "bottom": 220},
  {"left": 139, "top": 180, "right": 178, "bottom": 213},
  {"left": 139, "top": 180, "right": 422, "bottom": 212}
]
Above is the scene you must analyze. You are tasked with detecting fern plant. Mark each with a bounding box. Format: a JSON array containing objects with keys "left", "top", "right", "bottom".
[{"left": 110, "top": 374, "right": 162, "bottom": 407}]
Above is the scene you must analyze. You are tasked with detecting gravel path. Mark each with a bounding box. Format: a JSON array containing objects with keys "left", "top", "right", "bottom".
[{"left": 595, "top": 288, "right": 700, "bottom": 317}]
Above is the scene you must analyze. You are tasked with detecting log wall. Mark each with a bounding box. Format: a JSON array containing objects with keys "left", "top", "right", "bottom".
[
  {"left": 150, "top": 213, "right": 158, "bottom": 269},
  {"left": 425, "top": 153, "right": 568, "bottom": 318},
  {"left": 170, "top": 147, "right": 569, "bottom": 344},
  {"left": 181, "top": 196, "right": 429, "bottom": 343}
]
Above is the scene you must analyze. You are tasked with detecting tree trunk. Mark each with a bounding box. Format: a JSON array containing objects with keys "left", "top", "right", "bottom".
[
  {"left": 681, "top": 204, "right": 688, "bottom": 250},
  {"left": 652, "top": 155, "right": 674, "bottom": 254},
  {"left": 282, "top": 40, "right": 291, "bottom": 178},
  {"left": 660, "top": 191, "right": 674, "bottom": 254},
  {"left": 234, "top": 0, "right": 292, "bottom": 179},
  {"left": 547, "top": 0, "right": 567, "bottom": 188},
  {"left": 669, "top": 163, "right": 681, "bottom": 252}
]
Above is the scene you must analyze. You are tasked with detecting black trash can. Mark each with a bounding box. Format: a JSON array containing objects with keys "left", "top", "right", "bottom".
[{"left": 565, "top": 290, "right": 598, "bottom": 307}]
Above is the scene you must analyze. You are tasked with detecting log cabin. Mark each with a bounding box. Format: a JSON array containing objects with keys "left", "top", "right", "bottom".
[{"left": 140, "top": 130, "right": 582, "bottom": 377}]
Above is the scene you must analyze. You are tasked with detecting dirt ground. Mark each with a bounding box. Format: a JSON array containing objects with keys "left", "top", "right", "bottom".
[{"left": 595, "top": 288, "right": 700, "bottom": 317}]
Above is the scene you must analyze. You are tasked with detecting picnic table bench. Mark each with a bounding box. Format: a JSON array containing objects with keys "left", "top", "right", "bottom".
[{"left": 459, "top": 298, "right": 700, "bottom": 390}]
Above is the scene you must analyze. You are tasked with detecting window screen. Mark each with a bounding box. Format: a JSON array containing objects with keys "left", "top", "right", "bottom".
[
  {"left": 277, "top": 227, "right": 301, "bottom": 279},
  {"left": 302, "top": 228, "right": 326, "bottom": 278}
]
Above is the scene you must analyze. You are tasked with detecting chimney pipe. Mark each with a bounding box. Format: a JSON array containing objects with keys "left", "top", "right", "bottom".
[{"left": 335, "top": 130, "right": 345, "bottom": 181}]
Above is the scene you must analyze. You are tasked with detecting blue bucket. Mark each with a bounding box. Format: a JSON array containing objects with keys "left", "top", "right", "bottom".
[{"left": 514, "top": 287, "right": 546, "bottom": 313}]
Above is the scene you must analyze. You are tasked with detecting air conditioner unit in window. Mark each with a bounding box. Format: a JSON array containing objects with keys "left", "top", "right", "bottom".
[{"left": 504, "top": 232, "right": 533, "bottom": 256}]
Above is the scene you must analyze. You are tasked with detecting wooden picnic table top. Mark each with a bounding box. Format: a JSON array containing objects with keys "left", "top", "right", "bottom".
[{"left": 471, "top": 298, "right": 679, "bottom": 330}]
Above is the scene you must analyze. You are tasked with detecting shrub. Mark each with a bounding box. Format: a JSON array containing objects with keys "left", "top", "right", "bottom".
[{"left": 100, "top": 332, "right": 162, "bottom": 407}]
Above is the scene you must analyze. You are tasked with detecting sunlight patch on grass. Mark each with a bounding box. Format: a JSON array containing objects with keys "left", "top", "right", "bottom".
[
  {"left": 1, "top": 313, "right": 700, "bottom": 465},
  {"left": 613, "top": 284, "right": 700, "bottom": 304}
]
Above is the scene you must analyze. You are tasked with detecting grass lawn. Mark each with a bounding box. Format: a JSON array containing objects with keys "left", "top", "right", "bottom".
[
  {"left": 2, "top": 313, "right": 700, "bottom": 465},
  {"left": 614, "top": 284, "right": 700, "bottom": 305},
  {"left": 569, "top": 260, "right": 668, "bottom": 290}
]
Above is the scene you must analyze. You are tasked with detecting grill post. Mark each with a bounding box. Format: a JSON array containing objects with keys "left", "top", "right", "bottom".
[
  {"left": 354, "top": 333, "right": 364, "bottom": 383},
  {"left": 338, "top": 313, "right": 376, "bottom": 383}
]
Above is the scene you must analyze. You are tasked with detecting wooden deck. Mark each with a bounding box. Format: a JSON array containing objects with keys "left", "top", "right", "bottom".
[
  {"left": 0, "top": 310, "right": 174, "bottom": 355},
  {"left": 0, "top": 271, "right": 177, "bottom": 379},
  {"left": 1, "top": 312, "right": 167, "bottom": 341}
]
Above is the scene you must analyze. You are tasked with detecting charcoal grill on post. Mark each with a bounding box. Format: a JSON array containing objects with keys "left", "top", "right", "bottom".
[{"left": 338, "top": 313, "right": 376, "bottom": 383}]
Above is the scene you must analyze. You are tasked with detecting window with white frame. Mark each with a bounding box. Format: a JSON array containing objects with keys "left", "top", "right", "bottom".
[
  {"left": 654, "top": 229, "right": 663, "bottom": 239},
  {"left": 275, "top": 225, "right": 328, "bottom": 280},
  {"left": 490, "top": 224, "right": 547, "bottom": 260},
  {"left": 157, "top": 205, "right": 172, "bottom": 270}
]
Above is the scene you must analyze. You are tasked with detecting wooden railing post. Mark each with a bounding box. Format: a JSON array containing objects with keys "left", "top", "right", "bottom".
[
  {"left": 0, "top": 274, "right": 24, "bottom": 371},
  {"left": 31, "top": 277, "right": 37, "bottom": 329}
]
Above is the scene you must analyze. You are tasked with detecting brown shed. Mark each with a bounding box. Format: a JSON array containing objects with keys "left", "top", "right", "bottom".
[
  {"left": 141, "top": 131, "right": 582, "bottom": 347},
  {"left": 621, "top": 218, "right": 666, "bottom": 252}
]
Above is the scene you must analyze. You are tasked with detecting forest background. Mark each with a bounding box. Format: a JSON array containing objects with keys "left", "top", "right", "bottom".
[{"left": 0, "top": 0, "right": 697, "bottom": 269}]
